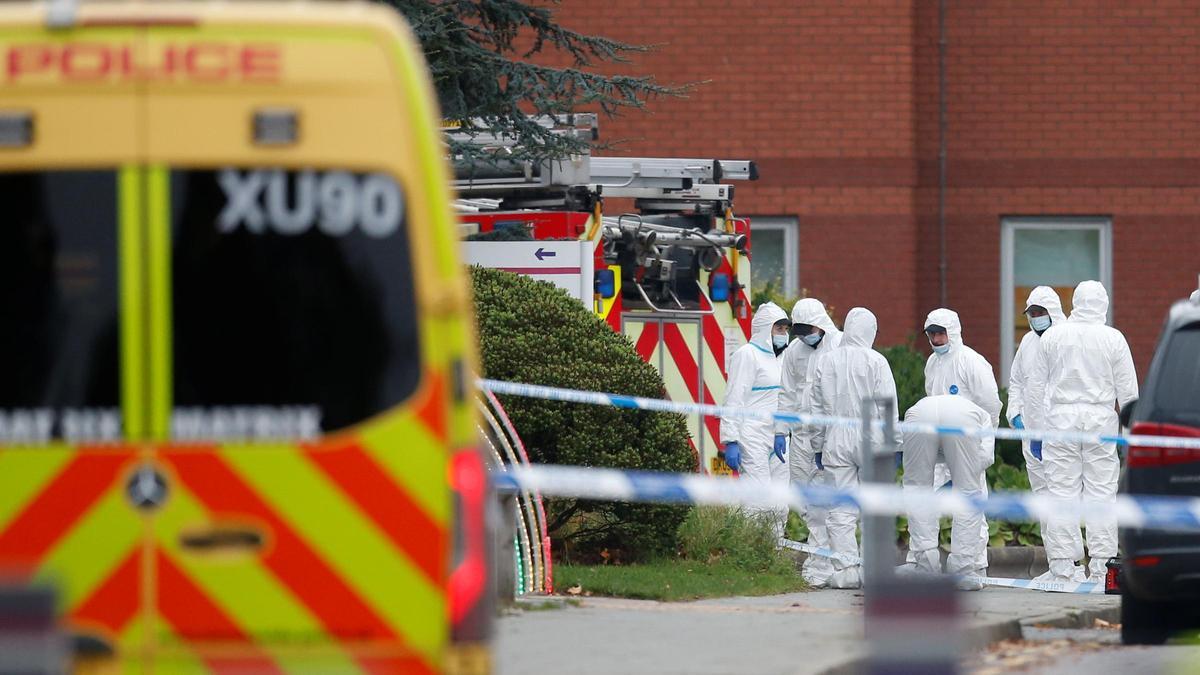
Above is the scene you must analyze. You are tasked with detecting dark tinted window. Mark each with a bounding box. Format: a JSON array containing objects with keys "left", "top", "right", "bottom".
[
  {"left": 170, "top": 168, "right": 420, "bottom": 435},
  {"left": 1153, "top": 324, "right": 1200, "bottom": 427},
  {"left": 0, "top": 171, "right": 120, "bottom": 442}
]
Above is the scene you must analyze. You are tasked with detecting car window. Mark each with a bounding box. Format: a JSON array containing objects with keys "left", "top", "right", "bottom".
[{"left": 1153, "top": 323, "right": 1200, "bottom": 427}]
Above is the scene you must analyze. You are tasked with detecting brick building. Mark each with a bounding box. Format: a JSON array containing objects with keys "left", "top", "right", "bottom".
[{"left": 551, "top": 0, "right": 1200, "bottom": 382}]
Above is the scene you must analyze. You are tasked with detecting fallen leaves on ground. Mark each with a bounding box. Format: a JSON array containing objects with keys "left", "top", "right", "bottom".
[{"left": 967, "top": 638, "right": 1111, "bottom": 674}]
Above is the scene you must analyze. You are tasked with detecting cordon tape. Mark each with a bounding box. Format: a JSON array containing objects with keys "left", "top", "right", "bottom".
[
  {"left": 478, "top": 378, "right": 1200, "bottom": 451},
  {"left": 481, "top": 378, "right": 1192, "bottom": 594}
]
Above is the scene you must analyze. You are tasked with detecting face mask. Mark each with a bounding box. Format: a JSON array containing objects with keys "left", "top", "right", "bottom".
[
  {"left": 802, "top": 333, "right": 822, "bottom": 347},
  {"left": 1030, "top": 315, "right": 1052, "bottom": 333},
  {"left": 773, "top": 334, "right": 789, "bottom": 349},
  {"left": 932, "top": 343, "right": 950, "bottom": 356}
]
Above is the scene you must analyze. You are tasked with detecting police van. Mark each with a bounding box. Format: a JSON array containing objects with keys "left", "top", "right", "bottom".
[{"left": 0, "top": 1, "right": 489, "bottom": 672}]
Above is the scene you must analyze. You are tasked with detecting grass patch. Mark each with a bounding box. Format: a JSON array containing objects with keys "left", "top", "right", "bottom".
[
  {"left": 555, "top": 559, "right": 806, "bottom": 601},
  {"left": 552, "top": 506, "right": 806, "bottom": 601},
  {"left": 517, "top": 599, "right": 583, "bottom": 611}
]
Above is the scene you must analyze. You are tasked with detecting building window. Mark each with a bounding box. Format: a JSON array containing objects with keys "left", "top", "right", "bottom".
[
  {"left": 1000, "top": 216, "right": 1112, "bottom": 383},
  {"left": 749, "top": 216, "right": 799, "bottom": 299}
]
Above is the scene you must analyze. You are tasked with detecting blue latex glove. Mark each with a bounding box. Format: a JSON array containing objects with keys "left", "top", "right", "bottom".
[
  {"left": 772, "top": 434, "right": 787, "bottom": 463},
  {"left": 1012, "top": 415, "right": 1025, "bottom": 430},
  {"left": 894, "top": 451, "right": 903, "bottom": 470},
  {"left": 815, "top": 452, "right": 824, "bottom": 471},
  {"left": 1031, "top": 440, "right": 1043, "bottom": 461},
  {"left": 723, "top": 442, "right": 742, "bottom": 471}
]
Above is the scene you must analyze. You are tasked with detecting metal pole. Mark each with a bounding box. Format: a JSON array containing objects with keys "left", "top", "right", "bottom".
[
  {"left": 862, "top": 398, "right": 961, "bottom": 674},
  {"left": 861, "top": 398, "right": 897, "bottom": 588}
]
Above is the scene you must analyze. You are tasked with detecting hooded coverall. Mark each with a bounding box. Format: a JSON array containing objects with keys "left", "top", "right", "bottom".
[
  {"left": 722, "top": 302, "right": 790, "bottom": 536},
  {"left": 922, "top": 308, "right": 1002, "bottom": 573},
  {"left": 811, "top": 308, "right": 901, "bottom": 589},
  {"left": 779, "top": 298, "right": 842, "bottom": 586},
  {"left": 1034, "top": 281, "right": 1138, "bottom": 583}
]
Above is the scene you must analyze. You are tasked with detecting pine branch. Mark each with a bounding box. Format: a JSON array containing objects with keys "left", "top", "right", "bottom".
[{"left": 381, "top": 0, "right": 692, "bottom": 163}]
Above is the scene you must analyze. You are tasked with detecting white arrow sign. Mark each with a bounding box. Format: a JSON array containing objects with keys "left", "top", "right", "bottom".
[{"left": 463, "top": 240, "right": 595, "bottom": 305}]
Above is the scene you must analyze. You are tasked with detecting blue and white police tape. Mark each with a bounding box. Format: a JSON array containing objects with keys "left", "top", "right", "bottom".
[
  {"left": 776, "top": 538, "right": 1104, "bottom": 595},
  {"left": 972, "top": 575, "right": 1104, "bottom": 595},
  {"left": 492, "top": 463, "right": 1200, "bottom": 533},
  {"left": 479, "top": 378, "right": 1200, "bottom": 451},
  {"left": 777, "top": 538, "right": 860, "bottom": 567}
]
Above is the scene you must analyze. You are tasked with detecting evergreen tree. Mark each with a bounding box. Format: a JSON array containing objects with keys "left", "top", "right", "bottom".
[{"left": 383, "top": 0, "right": 684, "bottom": 162}]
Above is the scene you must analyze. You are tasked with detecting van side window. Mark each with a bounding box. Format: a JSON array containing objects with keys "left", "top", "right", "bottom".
[{"left": 170, "top": 169, "right": 421, "bottom": 434}]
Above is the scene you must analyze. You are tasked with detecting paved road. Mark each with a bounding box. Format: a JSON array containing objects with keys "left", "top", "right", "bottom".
[
  {"left": 495, "top": 587, "right": 1118, "bottom": 675},
  {"left": 970, "top": 622, "right": 1200, "bottom": 674}
]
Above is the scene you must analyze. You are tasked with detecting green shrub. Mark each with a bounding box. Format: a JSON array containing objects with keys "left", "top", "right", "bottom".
[
  {"left": 470, "top": 266, "right": 694, "bottom": 562},
  {"left": 750, "top": 279, "right": 800, "bottom": 313},
  {"left": 877, "top": 339, "right": 926, "bottom": 417},
  {"left": 785, "top": 510, "right": 809, "bottom": 543},
  {"left": 676, "top": 506, "right": 792, "bottom": 574}
]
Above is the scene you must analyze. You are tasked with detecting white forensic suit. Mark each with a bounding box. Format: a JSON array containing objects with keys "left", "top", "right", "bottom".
[
  {"left": 811, "top": 308, "right": 901, "bottom": 589},
  {"left": 721, "top": 302, "right": 790, "bottom": 535},
  {"left": 1005, "top": 285, "right": 1085, "bottom": 561},
  {"left": 1034, "top": 281, "right": 1138, "bottom": 583},
  {"left": 1006, "top": 286, "right": 1067, "bottom": 497},
  {"left": 778, "top": 298, "right": 843, "bottom": 586},
  {"left": 901, "top": 395, "right": 995, "bottom": 589},
  {"left": 923, "top": 308, "right": 1002, "bottom": 572}
]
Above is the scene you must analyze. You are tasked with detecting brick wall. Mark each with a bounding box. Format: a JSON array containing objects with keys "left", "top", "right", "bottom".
[
  {"left": 550, "top": 0, "right": 1200, "bottom": 379},
  {"left": 550, "top": 0, "right": 922, "bottom": 346},
  {"left": 918, "top": 0, "right": 1200, "bottom": 377}
]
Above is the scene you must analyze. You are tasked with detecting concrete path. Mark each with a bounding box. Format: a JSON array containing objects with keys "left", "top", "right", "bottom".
[
  {"left": 968, "top": 618, "right": 1200, "bottom": 674},
  {"left": 494, "top": 587, "right": 1119, "bottom": 675}
]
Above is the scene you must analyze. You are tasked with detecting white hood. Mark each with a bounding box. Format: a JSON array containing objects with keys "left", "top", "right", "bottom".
[
  {"left": 790, "top": 298, "right": 839, "bottom": 335},
  {"left": 1025, "top": 286, "right": 1067, "bottom": 325},
  {"left": 924, "top": 308, "right": 963, "bottom": 349},
  {"left": 751, "top": 302, "right": 788, "bottom": 349},
  {"left": 1069, "top": 280, "right": 1108, "bottom": 325},
  {"left": 841, "top": 307, "right": 877, "bottom": 349}
]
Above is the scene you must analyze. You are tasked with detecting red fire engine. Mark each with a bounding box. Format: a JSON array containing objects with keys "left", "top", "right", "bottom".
[{"left": 452, "top": 116, "right": 758, "bottom": 474}]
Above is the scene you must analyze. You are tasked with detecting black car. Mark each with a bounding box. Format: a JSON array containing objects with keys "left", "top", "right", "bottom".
[{"left": 1118, "top": 293, "right": 1200, "bottom": 645}]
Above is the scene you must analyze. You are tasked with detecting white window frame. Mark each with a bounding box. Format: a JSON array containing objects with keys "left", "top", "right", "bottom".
[
  {"left": 749, "top": 216, "right": 799, "bottom": 298},
  {"left": 999, "top": 216, "right": 1112, "bottom": 384}
]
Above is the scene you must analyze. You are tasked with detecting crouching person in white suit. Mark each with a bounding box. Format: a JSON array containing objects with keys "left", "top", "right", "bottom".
[{"left": 899, "top": 394, "right": 996, "bottom": 590}]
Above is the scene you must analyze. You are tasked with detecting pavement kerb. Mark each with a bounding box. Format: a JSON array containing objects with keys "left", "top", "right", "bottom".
[
  {"left": 817, "top": 595, "right": 1120, "bottom": 675},
  {"left": 1018, "top": 602, "right": 1122, "bottom": 630},
  {"left": 819, "top": 616, "right": 1025, "bottom": 675}
]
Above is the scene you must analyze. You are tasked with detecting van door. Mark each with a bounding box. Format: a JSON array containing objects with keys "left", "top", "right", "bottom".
[
  {"left": 0, "top": 21, "right": 152, "bottom": 665},
  {"left": 133, "top": 17, "right": 462, "bottom": 671},
  {"left": 0, "top": 169, "right": 147, "bottom": 663},
  {"left": 147, "top": 166, "right": 443, "bottom": 672}
]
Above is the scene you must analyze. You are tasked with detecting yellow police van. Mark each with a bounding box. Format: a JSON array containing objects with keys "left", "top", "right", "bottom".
[{"left": 0, "top": 1, "right": 489, "bottom": 672}]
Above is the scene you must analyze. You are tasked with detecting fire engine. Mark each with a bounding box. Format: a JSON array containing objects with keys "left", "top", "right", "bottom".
[{"left": 454, "top": 115, "right": 757, "bottom": 473}]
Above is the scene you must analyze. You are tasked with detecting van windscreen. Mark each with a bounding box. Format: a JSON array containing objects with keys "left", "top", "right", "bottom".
[
  {"left": 0, "top": 171, "right": 120, "bottom": 443},
  {"left": 170, "top": 168, "right": 421, "bottom": 438}
]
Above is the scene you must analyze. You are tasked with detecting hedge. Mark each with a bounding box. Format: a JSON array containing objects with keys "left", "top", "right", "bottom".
[{"left": 470, "top": 266, "right": 694, "bottom": 561}]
